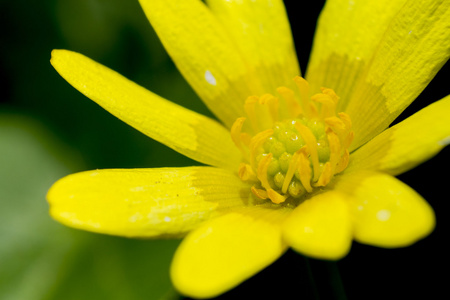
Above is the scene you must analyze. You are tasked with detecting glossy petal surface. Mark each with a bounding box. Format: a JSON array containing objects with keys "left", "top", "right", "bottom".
[
  {"left": 207, "top": 0, "right": 300, "bottom": 97},
  {"left": 139, "top": 0, "right": 260, "bottom": 127},
  {"left": 335, "top": 171, "right": 435, "bottom": 248},
  {"left": 308, "top": 0, "right": 450, "bottom": 150},
  {"left": 348, "top": 95, "right": 450, "bottom": 175},
  {"left": 171, "top": 206, "right": 290, "bottom": 298},
  {"left": 347, "top": 0, "right": 450, "bottom": 148},
  {"left": 51, "top": 50, "right": 241, "bottom": 170},
  {"left": 307, "top": 0, "right": 407, "bottom": 105},
  {"left": 282, "top": 191, "right": 352, "bottom": 260},
  {"left": 47, "top": 167, "right": 250, "bottom": 238}
]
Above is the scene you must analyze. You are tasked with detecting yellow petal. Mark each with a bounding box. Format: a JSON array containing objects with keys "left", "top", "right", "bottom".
[
  {"left": 347, "top": 95, "right": 450, "bottom": 175},
  {"left": 307, "top": 0, "right": 407, "bottom": 105},
  {"left": 206, "top": 0, "right": 301, "bottom": 97},
  {"left": 171, "top": 206, "right": 290, "bottom": 298},
  {"left": 282, "top": 191, "right": 352, "bottom": 260},
  {"left": 47, "top": 167, "right": 251, "bottom": 238},
  {"left": 334, "top": 171, "right": 435, "bottom": 248},
  {"left": 139, "top": 0, "right": 259, "bottom": 128},
  {"left": 307, "top": 0, "right": 450, "bottom": 150},
  {"left": 51, "top": 50, "right": 241, "bottom": 170},
  {"left": 347, "top": 0, "right": 450, "bottom": 149}
]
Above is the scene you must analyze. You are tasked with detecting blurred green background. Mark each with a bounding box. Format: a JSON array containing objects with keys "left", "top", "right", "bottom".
[{"left": 1, "top": 0, "right": 448, "bottom": 299}]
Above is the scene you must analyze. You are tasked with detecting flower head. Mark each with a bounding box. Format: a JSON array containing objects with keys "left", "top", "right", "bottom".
[{"left": 48, "top": 0, "right": 450, "bottom": 298}]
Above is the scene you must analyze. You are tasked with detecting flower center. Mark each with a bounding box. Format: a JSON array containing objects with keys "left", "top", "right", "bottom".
[{"left": 231, "top": 76, "right": 354, "bottom": 205}]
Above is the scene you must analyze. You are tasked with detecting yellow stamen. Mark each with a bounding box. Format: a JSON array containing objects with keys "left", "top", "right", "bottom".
[
  {"left": 282, "top": 149, "right": 301, "bottom": 194},
  {"left": 260, "top": 94, "right": 279, "bottom": 123},
  {"left": 343, "top": 130, "right": 354, "bottom": 150},
  {"left": 249, "top": 129, "right": 274, "bottom": 167},
  {"left": 325, "top": 116, "right": 346, "bottom": 135},
  {"left": 321, "top": 87, "right": 339, "bottom": 104},
  {"left": 231, "top": 117, "right": 246, "bottom": 153},
  {"left": 338, "top": 112, "right": 352, "bottom": 129},
  {"left": 335, "top": 149, "right": 350, "bottom": 174},
  {"left": 312, "top": 93, "right": 336, "bottom": 119},
  {"left": 257, "top": 153, "right": 273, "bottom": 190},
  {"left": 238, "top": 163, "right": 257, "bottom": 182},
  {"left": 240, "top": 132, "right": 252, "bottom": 147},
  {"left": 251, "top": 186, "right": 268, "bottom": 199},
  {"left": 326, "top": 128, "right": 341, "bottom": 172},
  {"left": 231, "top": 78, "right": 354, "bottom": 204},
  {"left": 267, "top": 189, "right": 287, "bottom": 204},
  {"left": 295, "top": 122, "right": 320, "bottom": 182},
  {"left": 297, "top": 147, "right": 313, "bottom": 193},
  {"left": 277, "top": 86, "right": 302, "bottom": 118},
  {"left": 315, "top": 162, "right": 332, "bottom": 187},
  {"left": 293, "top": 76, "right": 312, "bottom": 117}
]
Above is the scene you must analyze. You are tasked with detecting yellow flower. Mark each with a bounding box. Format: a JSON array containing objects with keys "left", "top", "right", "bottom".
[{"left": 48, "top": 0, "right": 450, "bottom": 298}]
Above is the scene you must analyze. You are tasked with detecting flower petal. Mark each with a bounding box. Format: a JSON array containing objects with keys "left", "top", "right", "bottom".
[
  {"left": 47, "top": 167, "right": 250, "bottom": 238},
  {"left": 282, "top": 191, "right": 352, "bottom": 260},
  {"left": 170, "top": 206, "right": 290, "bottom": 298},
  {"left": 139, "top": 0, "right": 260, "bottom": 128},
  {"left": 347, "top": 94, "right": 450, "bottom": 175},
  {"left": 51, "top": 50, "right": 241, "bottom": 170},
  {"left": 308, "top": 0, "right": 450, "bottom": 150},
  {"left": 334, "top": 171, "right": 435, "bottom": 248},
  {"left": 307, "top": 0, "right": 407, "bottom": 105},
  {"left": 206, "top": 0, "right": 301, "bottom": 94}
]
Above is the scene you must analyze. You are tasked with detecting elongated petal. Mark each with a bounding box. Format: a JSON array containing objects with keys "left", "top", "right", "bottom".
[
  {"left": 51, "top": 50, "right": 241, "bottom": 170},
  {"left": 47, "top": 167, "right": 251, "bottom": 238},
  {"left": 347, "top": 0, "right": 450, "bottom": 148},
  {"left": 139, "top": 0, "right": 259, "bottom": 128},
  {"left": 171, "top": 206, "right": 290, "bottom": 298},
  {"left": 308, "top": 0, "right": 450, "bottom": 150},
  {"left": 307, "top": 0, "right": 407, "bottom": 105},
  {"left": 347, "top": 95, "right": 450, "bottom": 175},
  {"left": 206, "top": 0, "right": 301, "bottom": 95},
  {"left": 282, "top": 191, "right": 352, "bottom": 260},
  {"left": 334, "top": 171, "right": 435, "bottom": 248}
]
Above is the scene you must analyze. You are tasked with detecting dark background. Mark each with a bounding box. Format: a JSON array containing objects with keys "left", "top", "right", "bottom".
[{"left": 1, "top": 0, "right": 448, "bottom": 299}]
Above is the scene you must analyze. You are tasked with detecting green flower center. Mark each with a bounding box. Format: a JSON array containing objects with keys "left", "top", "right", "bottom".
[{"left": 231, "top": 76, "right": 354, "bottom": 204}]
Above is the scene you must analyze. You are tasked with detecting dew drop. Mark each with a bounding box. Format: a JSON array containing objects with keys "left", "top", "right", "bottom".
[{"left": 204, "top": 70, "right": 216, "bottom": 86}]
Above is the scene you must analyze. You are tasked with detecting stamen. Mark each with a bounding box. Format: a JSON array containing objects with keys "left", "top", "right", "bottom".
[
  {"left": 231, "top": 78, "right": 354, "bottom": 204},
  {"left": 267, "top": 189, "right": 287, "bottom": 204},
  {"left": 343, "top": 130, "right": 354, "bottom": 150},
  {"left": 325, "top": 116, "right": 346, "bottom": 135},
  {"left": 335, "top": 149, "right": 350, "bottom": 174},
  {"left": 297, "top": 147, "right": 313, "bottom": 193},
  {"left": 260, "top": 94, "right": 279, "bottom": 123},
  {"left": 312, "top": 93, "right": 336, "bottom": 119},
  {"left": 249, "top": 129, "right": 274, "bottom": 167},
  {"left": 338, "top": 112, "right": 352, "bottom": 129},
  {"left": 294, "top": 122, "right": 320, "bottom": 182},
  {"left": 251, "top": 186, "right": 268, "bottom": 199},
  {"left": 321, "top": 87, "right": 339, "bottom": 104},
  {"left": 240, "top": 132, "right": 252, "bottom": 147},
  {"left": 293, "top": 76, "right": 312, "bottom": 117},
  {"left": 277, "top": 87, "right": 302, "bottom": 118},
  {"left": 238, "top": 163, "right": 258, "bottom": 182},
  {"left": 315, "top": 162, "right": 332, "bottom": 187},
  {"left": 282, "top": 149, "right": 301, "bottom": 194},
  {"left": 231, "top": 117, "right": 247, "bottom": 156},
  {"left": 326, "top": 128, "right": 341, "bottom": 172},
  {"left": 256, "top": 153, "right": 273, "bottom": 190}
]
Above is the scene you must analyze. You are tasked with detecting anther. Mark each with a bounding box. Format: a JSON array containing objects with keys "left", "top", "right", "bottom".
[
  {"left": 295, "top": 122, "right": 320, "bottom": 182},
  {"left": 277, "top": 86, "right": 302, "bottom": 118}
]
